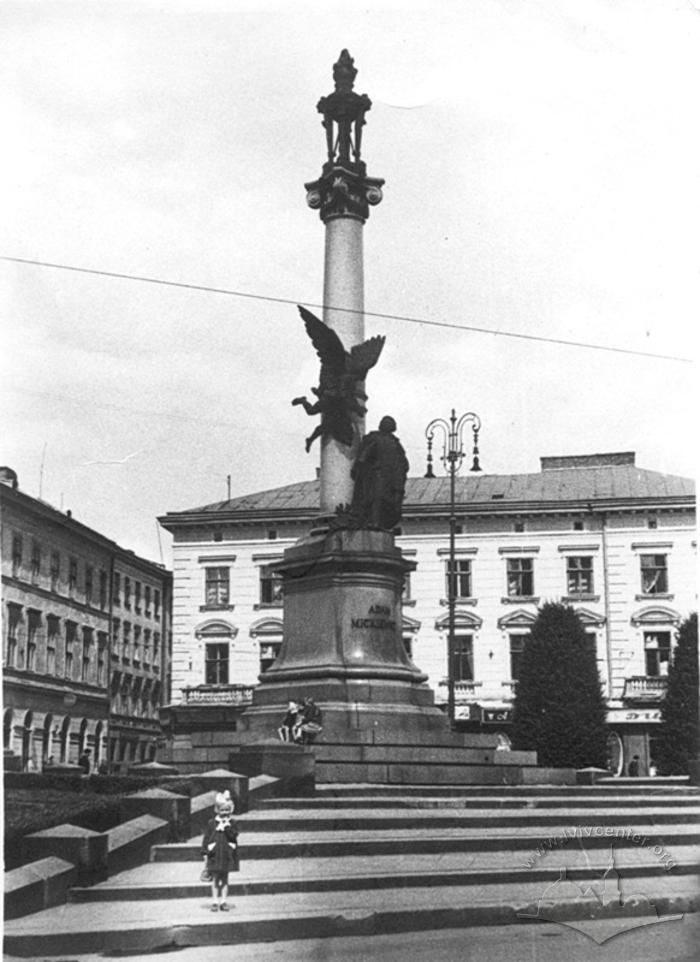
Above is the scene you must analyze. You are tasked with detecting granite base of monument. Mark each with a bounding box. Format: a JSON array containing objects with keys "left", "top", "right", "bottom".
[{"left": 229, "top": 528, "right": 574, "bottom": 785}]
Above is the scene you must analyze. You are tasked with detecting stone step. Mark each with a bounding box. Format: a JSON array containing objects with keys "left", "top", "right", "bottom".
[
  {"left": 69, "top": 844, "right": 700, "bottom": 901},
  {"left": 6, "top": 875, "right": 699, "bottom": 956},
  {"left": 258, "top": 793, "right": 700, "bottom": 811},
  {"left": 314, "top": 782, "right": 699, "bottom": 797},
  {"left": 312, "top": 761, "right": 560, "bottom": 784},
  {"left": 228, "top": 806, "right": 700, "bottom": 834},
  {"left": 153, "top": 822, "right": 700, "bottom": 861},
  {"left": 311, "top": 743, "right": 537, "bottom": 765}
]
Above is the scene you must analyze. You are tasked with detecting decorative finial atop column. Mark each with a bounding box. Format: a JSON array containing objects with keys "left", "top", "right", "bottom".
[{"left": 306, "top": 50, "right": 384, "bottom": 222}]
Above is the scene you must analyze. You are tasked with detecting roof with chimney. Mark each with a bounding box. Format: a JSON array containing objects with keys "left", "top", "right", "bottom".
[{"left": 159, "top": 453, "right": 695, "bottom": 528}]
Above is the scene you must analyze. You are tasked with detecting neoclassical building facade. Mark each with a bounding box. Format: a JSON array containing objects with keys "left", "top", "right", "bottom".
[
  {"left": 159, "top": 452, "right": 696, "bottom": 776},
  {"left": 2, "top": 470, "right": 172, "bottom": 772}
]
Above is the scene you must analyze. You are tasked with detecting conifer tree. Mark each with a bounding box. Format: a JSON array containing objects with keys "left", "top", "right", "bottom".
[
  {"left": 511, "top": 602, "right": 608, "bottom": 768},
  {"left": 656, "top": 613, "right": 698, "bottom": 775}
]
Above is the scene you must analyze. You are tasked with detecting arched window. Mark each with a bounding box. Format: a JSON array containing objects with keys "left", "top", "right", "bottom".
[
  {"left": 21, "top": 711, "right": 34, "bottom": 771},
  {"left": 3, "top": 708, "right": 13, "bottom": 752},
  {"left": 60, "top": 716, "right": 71, "bottom": 763},
  {"left": 42, "top": 714, "right": 54, "bottom": 765},
  {"left": 251, "top": 618, "right": 283, "bottom": 673}
]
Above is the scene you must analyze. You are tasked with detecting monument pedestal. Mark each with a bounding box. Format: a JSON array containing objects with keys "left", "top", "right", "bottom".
[
  {"left": 237, "top": 529, "right": 454, "bottom": 743},
  {"left": 232, "top": 529, "right": 570, "bottom": 785}
]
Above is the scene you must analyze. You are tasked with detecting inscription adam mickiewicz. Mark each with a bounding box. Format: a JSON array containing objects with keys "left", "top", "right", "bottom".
[{"left": 351, "top": 604, "right": 396, "bottom": 631}]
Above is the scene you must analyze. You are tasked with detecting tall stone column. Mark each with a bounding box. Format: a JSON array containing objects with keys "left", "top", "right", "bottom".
[{"left": 304, "top": 49, "right": 384, "bottom": 514}]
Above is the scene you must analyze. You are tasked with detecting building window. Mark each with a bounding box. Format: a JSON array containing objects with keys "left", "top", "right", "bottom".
[
  {"left": 153, "top": 631, "right": 160, "bottom": 664},
  {"left": 513, "top": 521, "right": 524, "bottom": 533},
  {"left": 50, "top": 551, "right": 60, "bottom": 591},
  {"left": 453, "top": 634, "right": 473, "bottom": 682},
  {"left": 583, "top": 631, "right": 598, "bottom": 657},
  {"left": 640, "top": 555, "right": 668, "bottom": 595},
  {"left": 573, "top": 520, "right": 584, "bottom": 531},
  {"left": 402, "top": 572, "right": 412, "bottom": 603},
  {"left": 134, "top": 581, "right": 141, "bottom": 614},
  {"left": 112, "top": 617, "right": 120, "bottom": 653},
  {"left": 144, "top": 586, "right": 151, "bottom": 617},
  {"left": 47, "top": 615, "right": 59, "bottom": 675},
  {"left": 259, "top": 566, "right": 283, "bottom": 605},
  {"left": 403, "top": 635, "right": 413, "bottom": 659},
  {"left": 205, "top": 567, "right": 230, "bottom": 607},
  {"left": 85, "top": 566, "right": 93, "bottom": 605},
  {"left": 81, "top": 627, "right": 93, "bottom": 682},
  {"left": 65, "top": 622, "right": 77, "bottom": 679},
  {"left": 124, "top": 577, "right": 131, "bottom": 609},
  {"left": 154, "top": 590, "right": 161, "bottom": 620},
  {"left": 113, "top": 572, "right": 121, "bottom": 606},
  {"left": 644, "top": 631, "right": 672, "bottom": 677},
  {"left": 26, "top": 610, "right": 40, "bottom": 671},
  {"left": 259, "top": 642, "right": 281, "bottom": 673},
  {"left": 133, "top": 625, "right": 141, "bottom": 662},
  {"left": 509, "top": 634, "right": 528, "bottom": 680},
  {"left": 566, "top": 556, "right": 594, "bottom": 595},
  {"left": 99, "top": 570, "right": 108, "bottom": 609},
  {"left": 5, "top": 604, "right": 22, "bottom": 667},
  {"left": 445, "top": 559, "right": 472, "bottom": 599},
  {"left": 205, "top": 642, "right": 229, "bottom": 684},
  {"left": 267, "top": 529, "right": 278, "bottom": 541},
  {"left": 123, "top": 622, "right": 131, "bottom": 659},
  {"left": 506, "top": 557, "right": 534, "bottom": 597},
  {"left": 12, "top": 534, "right": 22, "bottom": 577},
  {"left": 46, "top": 615, "right": 60, "bottom": 675},
  {"left": 647, "top": 517, "right": 658, "bottom": 530},
  {"left": 143, "top": 628, "right": 151, "bottom": 664},
  {"left": 30, "top": 541, "right": 41, "bottom": 584},
  {"left": 68, "top": 557, "right": 78, "bottom": 596}
]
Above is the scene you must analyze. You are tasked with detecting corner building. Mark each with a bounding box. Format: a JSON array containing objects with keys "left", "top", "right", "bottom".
[
  {"left": 2, "top": 471, "right": 172, "bottom": 772},
  {"left": 159, "top": 452, "right": 696, "bottom": 776}
]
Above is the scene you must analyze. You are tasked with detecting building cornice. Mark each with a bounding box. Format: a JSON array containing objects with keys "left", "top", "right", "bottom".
[{"left": 159, "top": 494, "right": 695, "bottom": 531}]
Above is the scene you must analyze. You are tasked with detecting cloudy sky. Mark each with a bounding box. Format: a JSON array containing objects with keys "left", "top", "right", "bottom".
[{"left": 2, "top": 0, "right": 698, "bottom": 565}]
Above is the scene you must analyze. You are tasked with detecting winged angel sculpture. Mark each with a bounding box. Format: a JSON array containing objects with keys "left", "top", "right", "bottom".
[{"left": 292, "top": 306, "right": 385, "bottom": 452}]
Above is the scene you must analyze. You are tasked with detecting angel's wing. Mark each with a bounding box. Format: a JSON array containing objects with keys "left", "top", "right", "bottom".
[
  {"left": 298, "top": 306, "right": 346, "bottom": 371},
  {"left": 348, "top": 335, "right": 385, "bottom": 376}
]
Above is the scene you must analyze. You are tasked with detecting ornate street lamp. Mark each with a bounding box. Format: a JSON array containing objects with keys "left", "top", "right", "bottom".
[{"left": 425, "top": 410, "right": 481, "bottom": 728}]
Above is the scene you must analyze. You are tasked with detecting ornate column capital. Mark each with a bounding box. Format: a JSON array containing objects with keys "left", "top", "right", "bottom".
[{"left": 305, "top": 168, "right": 384, "bottom": 223}]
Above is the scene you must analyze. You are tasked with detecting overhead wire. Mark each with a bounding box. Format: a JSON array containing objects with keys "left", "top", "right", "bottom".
[{"left": 1, "top": 255, "right": 692, "bottom": 364}]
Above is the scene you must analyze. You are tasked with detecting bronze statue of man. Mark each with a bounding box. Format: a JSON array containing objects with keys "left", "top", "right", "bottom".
[{"left": 351, "top": 416, "right": 409, "bottom": 530}]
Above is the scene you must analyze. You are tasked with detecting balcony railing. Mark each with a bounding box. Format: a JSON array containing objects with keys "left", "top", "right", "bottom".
[
  {"left": 181, "top": 684, "right": 254, "bottom": 706},
  {"left": 622, "top": 676, "right": 668, "bottom": 703},
  {"left": 438, "top": 679, "right": 483, "bottom": 700}
]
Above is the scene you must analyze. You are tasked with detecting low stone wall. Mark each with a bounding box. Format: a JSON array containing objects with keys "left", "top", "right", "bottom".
[
  {"left": 4, "top": 767, "right": 284, "bottom": 920},
  {"left": 4, "top": 856, "right": 77, "bottom": 920},
  {"left": 107, "top": 815, "right": 171, "bottom": 876},
  {"left": 120, "top": 789, "right": 191, "bottom": 841}
]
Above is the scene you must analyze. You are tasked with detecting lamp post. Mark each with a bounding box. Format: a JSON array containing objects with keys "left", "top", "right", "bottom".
[{"left": 425, "top": 410, "right": 481, "bottom": 729}]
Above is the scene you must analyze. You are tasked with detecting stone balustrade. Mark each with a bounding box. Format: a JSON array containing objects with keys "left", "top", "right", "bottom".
[{"left": 622, "top": 676, "right": 668, "bottom": 702}]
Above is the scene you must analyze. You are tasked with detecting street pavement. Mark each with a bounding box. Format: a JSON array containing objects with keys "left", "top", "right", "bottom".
[{"left": 5, "top": 914, "right": 698, "bottom": 962}]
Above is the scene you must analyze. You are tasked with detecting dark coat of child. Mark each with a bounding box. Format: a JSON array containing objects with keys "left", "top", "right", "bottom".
[{"left": 201, "top": 790, "right": 239, "bottom": 911}]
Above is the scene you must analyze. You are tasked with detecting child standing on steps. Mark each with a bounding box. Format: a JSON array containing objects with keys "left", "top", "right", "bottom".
[{"left": 201, "top": 790, "right": 239, "bottom": 912}]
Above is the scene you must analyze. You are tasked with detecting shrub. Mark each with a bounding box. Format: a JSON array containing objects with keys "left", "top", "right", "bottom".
[
  {"left": 656, "top": 613, "right": 698, "bottom": 776},
  {"left": 511, "top": 602, "right": 608, "bottom": 769}
]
